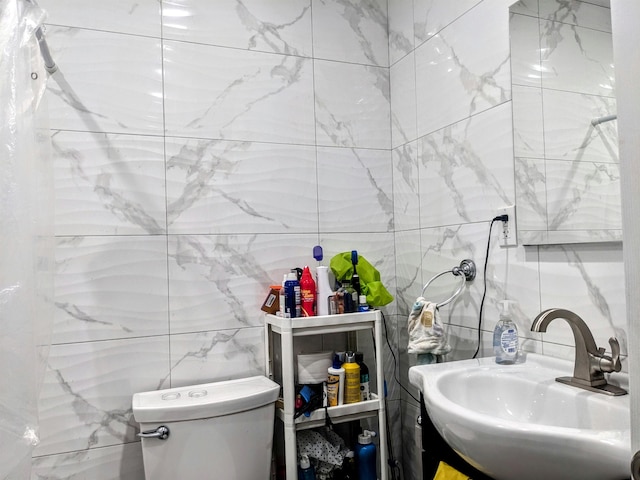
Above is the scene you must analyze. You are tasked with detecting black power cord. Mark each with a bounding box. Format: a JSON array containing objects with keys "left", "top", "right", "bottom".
[{"left": 472, "top": 214, "right": 509, "bottom": 359}]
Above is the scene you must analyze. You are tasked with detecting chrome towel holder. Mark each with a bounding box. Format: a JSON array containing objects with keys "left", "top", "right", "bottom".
[{"left": 421, "top": 259, "right": 476, "bottom": 308}]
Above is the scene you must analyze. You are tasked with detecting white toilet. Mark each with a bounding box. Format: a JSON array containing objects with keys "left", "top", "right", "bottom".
[{"left": 132, "top": 375, "right": 280, "bottom": 480}]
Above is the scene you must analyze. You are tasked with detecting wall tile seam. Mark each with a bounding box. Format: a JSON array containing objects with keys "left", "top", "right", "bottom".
[
  {"left": 414, "top": 99, "right": 513, "bottom": 142},
  {"left": 45, "top": 22, "right": 392, "bottom": 70},
  {"left": 48, "top": 326, "right": 264, "bottom": 347},
  {"left": 412, "top": 0, "right": 485, "bottom": 53},
  {"left": 513, "top": 83, "right": 617, "bottom": 100}
]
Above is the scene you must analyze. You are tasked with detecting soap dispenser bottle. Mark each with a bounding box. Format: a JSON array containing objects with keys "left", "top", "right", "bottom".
[{"left": 493, "top": 300, "right": 518, "bottom": 364}]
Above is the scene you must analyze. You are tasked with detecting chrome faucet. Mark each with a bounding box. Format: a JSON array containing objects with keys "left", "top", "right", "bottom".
[{"left": 531, "top": 308, "right": 626, "bottom": 396}]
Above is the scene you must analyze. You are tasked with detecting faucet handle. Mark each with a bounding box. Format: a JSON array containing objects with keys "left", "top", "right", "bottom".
[
  {"left": 598, "top": 337, "right": 622, "bottom": 373},
  {"left": 608, "top": 337, "right": 622, "bottom": 372}
]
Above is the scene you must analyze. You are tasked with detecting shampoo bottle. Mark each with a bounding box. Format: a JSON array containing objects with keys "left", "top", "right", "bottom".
[
  {"left": 493, "top": 300, "right": 518, "bottom": 364},
  {"left": 343, "top": 352, "right": 361, "bottom": 404},
  {"left": 300, "top": 266, "right": 316, "bottom": 317},
  {"left": 327, "top": 354, "right": 345, "bottom": 406},
  {"left": 284, "top": 272, "right": 301, "bottom": 318},
  {"left": 355, "top": 352, "right": 370, "bottom": 401}
]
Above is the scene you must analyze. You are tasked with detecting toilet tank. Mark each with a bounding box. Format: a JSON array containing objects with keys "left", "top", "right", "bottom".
[{"left": 132, "top": 375, "right": 280, "bottom": 480}]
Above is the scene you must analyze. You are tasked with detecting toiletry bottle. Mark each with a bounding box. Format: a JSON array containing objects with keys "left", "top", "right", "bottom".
[
  {"left": 300, "top": 266, "right": 316, "bottom": 317},
  {"left": 355, "top": 430, "right": 377, "bottom": 480},
  {"left": 279, "top": 274, "right": 288, "bottom": 317},
  {"left": 298, "top": 454, "right": 316, "bottom": 480},
  {"left": 493, "top": 300, "right": 518, "bottom": 364},
  {"left": 355, "top": 352, "right": 370, "bottom": 401},
  {"left": 343, "top": 352, "right": 361, "bottom": 404},
  {"left": 358, "top": 295, "right": 369, "bottom": 312},
  {"left": 316, "top": 266, "right": 333, "bottom": 317},
  {"left": 327, "top": 354, "right": 345, "bottom": 406},
  {"left": 284, "top": 272, "right": 301, "bottom": 318},
  {"left": 350, "top": 250, "right": 361, "bottom": 297}
]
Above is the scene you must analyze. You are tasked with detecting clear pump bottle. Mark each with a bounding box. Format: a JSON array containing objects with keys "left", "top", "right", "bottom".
[{"left": 493, "top": 300, "right": 518, "bottom": 364}]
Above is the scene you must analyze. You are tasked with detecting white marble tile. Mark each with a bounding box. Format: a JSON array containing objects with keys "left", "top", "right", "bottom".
[
  {"left": 393, "top": 141, "right": 420, "bottom": 232},
  {"left": 415, "top": 1, "right": 511, "bottom": 136},
  {"left": 162, "top": 0, "right": 312, "bottom": 56},
  {"left": 31, "top": 443, "right": 144, "bottom": 480},
  {"left": 169, "top": 327, "right": 265, "bottom": 387},
  {"left": 53, "top": 131, "right": 166, "bottom": 236},
  {"left": 538, "top": 243, "right": 627, "bottom": 355},
  {"left": 413, "top": 0, "right": 482, "bottom": 45},
  {"left": 45, "top": 27, "right": 163, "bottom": 135},
  {"left": 509, "top": 13, "right": 542, "bottom": 88},
  {"left": 515, "top": 157, "right": 548, "bottom": 232},
  {"left": 36, "top": 336, "right": 170, "bottom": 456},
  {"left": 314, "top": 60, "right": 391, "bottom": 149},
  {"left": 543, "top": 89, "right": 618, "bottom": 163},
  {"left": 391, "top": 52, "right": 417, "bottom": 148},
  {"left": 319, "top": 232, "right": 397, "bottom": 315},
  {"left": 163, "top": 41, "right": 315, "bottom": 145},
  {"left": 388, "top": 0, "right": 414, "bottom": 65},
  {"left": 54, "top": 236, "right": 169, "bottom": 344},
  {"left": 165, "top": 137, "right": 317, "bottom": 234},
  {"left": 40, "top": 0, "right": 161, "bottom": 36},
  {"left": 419, "top": 223, "right": 542, "bottom": 344},
  {"left": 418, "top": 103, "right": 514, "bottom": 227},
  {"left": 394, "top": 230, "right": 422, "bottom": 318},
  {"left": 512, "top": 85, "right": 545, "bottom": 158},
  {"left": 539, "top": 0, "right": 612, "bottom": 33},
  {"left": 545, "top": 159, "right": 621, "bottom": 231},
  {"left": 317, "top": 147, "right": 393, "bottom": 233},
  {"left": 509, "top": 0, "right": 539, "bottom": 16},
  {"left": 312, "top": 0, "right": 389, "bottom": 66},
  {"left": 167, "top": 234, "right": 317, "bottom": 334},
  {"left": 540, "top": 20, "right": 614, "bottom": 96}
]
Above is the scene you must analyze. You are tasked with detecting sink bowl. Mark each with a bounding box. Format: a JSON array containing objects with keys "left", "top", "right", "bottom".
[{"left": 409, "top": 353, "right": 630, "bottom": 480}]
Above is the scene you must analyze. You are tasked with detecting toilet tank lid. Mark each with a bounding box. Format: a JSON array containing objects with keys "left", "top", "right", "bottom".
[{"left": 132, "top": 375, "right": 280, "bottom": 423}]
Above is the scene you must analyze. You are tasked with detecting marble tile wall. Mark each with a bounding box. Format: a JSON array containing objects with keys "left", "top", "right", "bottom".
[
  {"left": 388, "top": 1, "right": 626, "bottom": 479},
  {"left": 33, "top": 0, "right": 398, "bottom": 478},
  {"left": 28, "top": 0, "right": 628, "bottom": 478}
]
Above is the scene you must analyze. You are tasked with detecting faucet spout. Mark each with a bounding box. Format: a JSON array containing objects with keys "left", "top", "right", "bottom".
[{"left": 531, "top": 308, "right": 626, "bottom": 396}]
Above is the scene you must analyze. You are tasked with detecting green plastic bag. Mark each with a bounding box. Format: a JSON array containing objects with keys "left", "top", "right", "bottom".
[{"left": 329, "top": 252, "right": 394, "bottom": 307}]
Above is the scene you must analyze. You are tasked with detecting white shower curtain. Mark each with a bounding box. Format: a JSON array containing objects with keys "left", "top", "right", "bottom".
[{"left": 0, "top": 0, "right": 54, "bottom": 478}]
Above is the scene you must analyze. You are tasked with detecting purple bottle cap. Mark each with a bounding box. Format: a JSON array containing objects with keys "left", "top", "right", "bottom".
[{"left": 313, "top": 245, "right": 323, "bottom": 262}]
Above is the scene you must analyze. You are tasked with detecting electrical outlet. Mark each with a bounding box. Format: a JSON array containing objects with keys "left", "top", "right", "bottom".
[{"left": 497, "top": 205, "right": 517, "bottom": 247}]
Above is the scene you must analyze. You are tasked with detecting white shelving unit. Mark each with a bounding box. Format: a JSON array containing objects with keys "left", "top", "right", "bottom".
[{"left": 264, "top": 311, "right": 388, "bottom": 480}]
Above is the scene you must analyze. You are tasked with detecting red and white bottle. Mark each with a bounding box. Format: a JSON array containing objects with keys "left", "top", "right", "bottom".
[{"left": 300, "top": 266, "right": 316, "bottom": 317}]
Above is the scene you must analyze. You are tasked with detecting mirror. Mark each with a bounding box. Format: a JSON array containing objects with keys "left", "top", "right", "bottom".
[{"left": 509, "top": 0, "right": 621, "bottom": 245}]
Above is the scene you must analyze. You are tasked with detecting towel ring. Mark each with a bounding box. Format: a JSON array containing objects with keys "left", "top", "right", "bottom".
[{"left": 421, "top": 259, "right": 476, "bottom": 308}]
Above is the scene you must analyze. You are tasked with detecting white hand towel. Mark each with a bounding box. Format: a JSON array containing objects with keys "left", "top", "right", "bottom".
[{"left": 407, "top": 297, "right": 451, "bottom": 355}]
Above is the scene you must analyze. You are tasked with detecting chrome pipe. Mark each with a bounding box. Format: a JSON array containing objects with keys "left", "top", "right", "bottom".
[
  {"left": 591, "top": 114, "right": 617, "bottom": 126},
  {"left": 34, "top": 26, "right": 57, "bottom": 74}
]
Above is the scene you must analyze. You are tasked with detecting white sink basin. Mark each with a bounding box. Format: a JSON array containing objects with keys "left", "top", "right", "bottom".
[{"left": 409, "top": 353, "right": 630, "bottom": 480}]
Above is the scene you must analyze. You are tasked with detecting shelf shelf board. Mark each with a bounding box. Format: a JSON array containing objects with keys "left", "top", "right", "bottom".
[
  {"left": 276, "top": 394, "right": 382, "bottom": 431},
  {"left": 265, "top": 311, "right": 380, "bottom": 336}
]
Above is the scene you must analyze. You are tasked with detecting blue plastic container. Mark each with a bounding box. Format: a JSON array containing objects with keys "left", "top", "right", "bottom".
[{"left": 355, "top": 430, "right": 377, "bottom": 480}]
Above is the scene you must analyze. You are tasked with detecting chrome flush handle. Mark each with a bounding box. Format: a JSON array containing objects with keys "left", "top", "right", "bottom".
[{"left": 137, "top": 425, "right": 170, "bottom": 440}]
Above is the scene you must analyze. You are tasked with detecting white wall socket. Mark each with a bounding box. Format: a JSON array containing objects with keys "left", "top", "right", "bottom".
[{"left": 497, "top": 205, "right": 517, "bottom": 247}]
